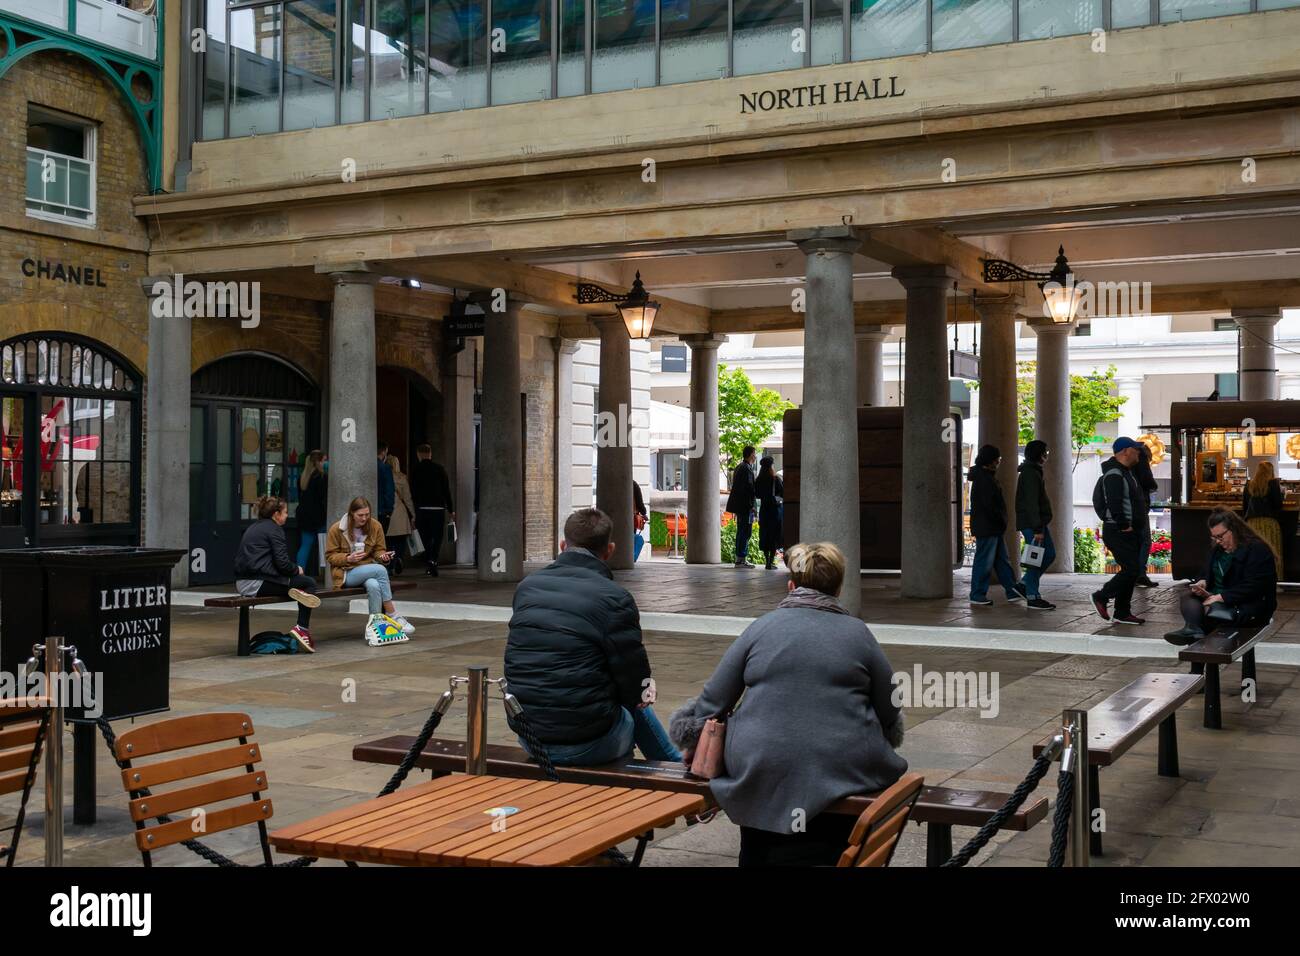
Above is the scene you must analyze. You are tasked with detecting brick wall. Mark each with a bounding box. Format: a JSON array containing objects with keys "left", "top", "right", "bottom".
[{"left": 521, "top": 332, "right": 556, "bottom": 561}]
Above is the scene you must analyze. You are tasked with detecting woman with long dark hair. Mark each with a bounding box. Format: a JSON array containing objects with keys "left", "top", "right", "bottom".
[
  {"left": 754, "top": 456, "right": 784, "bottom": 570},
  {"left": 295, "top": 449, "right": 326, "bottom": 571},
  {"left": 1164, "top": 509, "right": 1277, "bottom": 645}
]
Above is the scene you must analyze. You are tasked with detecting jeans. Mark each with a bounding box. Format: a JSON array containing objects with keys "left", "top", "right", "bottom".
[
  {"left": 1099, "top": 525, "right": 1143, "bottom": 617},
  {"left": 295, "top": 529, "right": 321, "bottom": 571},
  {"left": 518, "top": 706, "right": 681, "bottom": 767},
  {"left": 255, "top": 574, "right": 316, "bottom": 628},
  {"left": 415, "top": 507, "right": 446, "bottom": 569},
  {"left": 734, "top": 511, "right": 754, "bottom": 564},
  {"left": 633, "top": 534, "right": 645, "bottom": 561},
  {"left": 1019, "top": 527, "right": 1057, "bottom": 599},
  {"left": 970, "top": 535, "right": 1018, "bottom": 601},
  {"left": 1136, "top": 519, "right": 1152, "bottom": 579},
  {"left": 344, "top": 563, "right": 393, "bottom": 614}
]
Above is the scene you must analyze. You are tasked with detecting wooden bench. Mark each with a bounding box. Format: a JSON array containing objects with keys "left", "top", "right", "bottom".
[
  {"left": 204, "top": 579, "right": 416, "bottom": 655},
  {"left": 1178, "top": 620, "right": 1277, "bottom": 730},
  {"left": 1032, "top": 671, "right": 1202, "bottom": 857},
  {"left": 353, "top": 735, "right": 1049, "bottom": 867}
]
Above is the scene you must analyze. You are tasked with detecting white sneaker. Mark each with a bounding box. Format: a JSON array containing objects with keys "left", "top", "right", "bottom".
[{"left": 395, "top": 616, "right": 415, "bottom": 635}]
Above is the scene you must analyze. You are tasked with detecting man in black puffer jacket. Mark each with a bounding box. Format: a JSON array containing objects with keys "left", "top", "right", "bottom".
[{"left": 505, "top": 508, "right": 681, "bottom": 766}]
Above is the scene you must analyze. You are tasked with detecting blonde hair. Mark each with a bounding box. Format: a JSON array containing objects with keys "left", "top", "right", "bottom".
[
  {"left": 784, "top": 541, "right": 847, "bottom": 597},
  {"left": 387, "top": 454, "right": 402, "bottom": 475},
  {"left": 1247, "top": 460, "right": 1275, "bottom": 498},
  {"left": 299, "top": 449, "right": 323, "bottom": 491}
]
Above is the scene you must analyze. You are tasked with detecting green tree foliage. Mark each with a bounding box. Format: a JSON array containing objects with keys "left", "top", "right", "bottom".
[
  {"left": 718, "top": 363, "right": 794, "bottom": 472},
  {"left": 1014, "top": 362, "right": 1128, "bottom": 470}
]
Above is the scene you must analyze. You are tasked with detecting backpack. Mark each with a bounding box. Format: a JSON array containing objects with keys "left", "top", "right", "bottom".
[{"left": 249, "top": 630, "right": 298, "bottom": 655}]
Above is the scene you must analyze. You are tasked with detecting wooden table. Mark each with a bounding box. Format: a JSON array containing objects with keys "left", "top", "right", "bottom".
[{"left": 269, "top": 773, "right": 706, "bottom": 867}]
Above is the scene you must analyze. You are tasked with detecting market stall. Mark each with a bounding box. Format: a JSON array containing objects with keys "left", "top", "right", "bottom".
[{"left": 1168, "top": 400, "right": 1300, "bottom": 581}]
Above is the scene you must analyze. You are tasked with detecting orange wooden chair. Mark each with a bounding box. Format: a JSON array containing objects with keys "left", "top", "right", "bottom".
[
  {"left": 114, "top": 712, "right": 275, "bottom": 866},
  {"left": 0, "top": 697, "right": 51, "bottom": 867},
  {"left": 836, "top": 772, "right": 926, "bottom": 868}
]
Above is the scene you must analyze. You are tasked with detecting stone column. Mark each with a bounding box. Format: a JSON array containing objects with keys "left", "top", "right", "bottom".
[
  {"left": 594, "top": 315, "right": 635, "bottom": 570},
  {"left": 790, "top": 226, "right": 863, "bottom": 614},
  {"left": 441, "top": 336, "right": 476, "bottom": 566},
  {"left": 142, "top": 277, "right": 191, "bottom": 588},
  {"left": 319, "top": 265, "right": 380, "bottom": 526},
  {"left": 855, "top": 328, "right": 889, "bottom": 407},
  {"left": 554, "top": 339, "right": 579, "bottom": 550},
  {"left": 478, "top": 300, "right": 525, "bottom": 581},
  {"left": 1233, "top": 310, "right": 1281, "bottom": 401},
  {"left": 1030, "top": 320, "right": 1075, "bottom": 574},
  {"left": 1115, "top": 376, "right": 1144, "bottom": 441},
  {"left": 977, "top": 297, "right": 1023, "bottom": 576},
  {"left": 682, "top": 333, "right": 727, "bottom": 564},
  {"left": 893, "top": 265, "right": 958, "bottom": 599}
]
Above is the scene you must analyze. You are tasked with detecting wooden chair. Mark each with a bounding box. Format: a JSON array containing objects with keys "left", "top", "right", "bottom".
[
  {"left": 113, "top": 712, "right": 275, "bottom": 866},
  {"left": 836, "top": 772, "right": 925, "bottom": 868},
  {"left": 0, "top": 698, "right": 51, "bottom": 867}
]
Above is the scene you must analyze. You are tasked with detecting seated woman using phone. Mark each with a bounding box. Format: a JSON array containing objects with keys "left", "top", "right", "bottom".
[
  {"left": 326, "top": 495, "right": 416, "bottom": 642},
  {"left": 1164, "top": 509, "right": 1277, "bottom": 646}
]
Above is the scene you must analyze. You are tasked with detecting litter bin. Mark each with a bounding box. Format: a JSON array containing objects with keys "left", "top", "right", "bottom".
[{"left": 0, "top": 546, "right": 186, "bottom": 823}]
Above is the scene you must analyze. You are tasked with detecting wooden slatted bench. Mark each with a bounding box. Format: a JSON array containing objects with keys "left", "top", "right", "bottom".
[
  {"left": 353, "top": 735, "right": 1049, "bottom": 867},
  {"left": 1177, "top": 620, "right": 1277, "bottom": 730},
  {"left": 1032, "top": 671, "right": 1202, "bottom": 857},
  {"left": 204, "top": 579, "right": 416, "bottom": 656}
]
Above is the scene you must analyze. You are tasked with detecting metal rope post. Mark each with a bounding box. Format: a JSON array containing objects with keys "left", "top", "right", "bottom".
[
  {"left": 466, "top": 666, "right": 489, "bottom": 775},
  {"left": 1062, "top": 708, "right": 1090, "bottom": 868},
  {"left": 44, "top": 636, "right": 64, "bottom": 867}
]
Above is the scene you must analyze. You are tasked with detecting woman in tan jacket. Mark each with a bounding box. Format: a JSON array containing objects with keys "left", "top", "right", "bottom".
[
  {"left": 385, "top": 454, "right": 417, "bottom": 575},
  {"left": 325, "top": 496, "right": 415, "bottom": 638}
]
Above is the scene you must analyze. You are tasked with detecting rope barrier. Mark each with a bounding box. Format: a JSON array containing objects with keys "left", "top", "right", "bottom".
[
  {"left": 941, "top": 751, "right": 1055, "bottom": 867},
  {"left": 1047, "top": 770, "right": 1075, "bottom": 869}
]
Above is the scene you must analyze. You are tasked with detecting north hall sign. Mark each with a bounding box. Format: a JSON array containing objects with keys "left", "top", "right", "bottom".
[{"left": 739, "top": 75, "right": 905, "bottom": 114}]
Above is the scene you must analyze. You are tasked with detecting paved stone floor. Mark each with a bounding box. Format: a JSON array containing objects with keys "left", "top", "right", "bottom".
[{"left": 6, "top": 586, "right": 1300, "bottom": 867}]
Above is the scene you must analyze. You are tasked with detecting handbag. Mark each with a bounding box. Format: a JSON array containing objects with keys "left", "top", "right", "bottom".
[
  {"left": 407, "top": 528, "right": 424, "bottom": 557},
  {"left": 689, "top": 718, "right": 727, "bottom": 779},
  {"left": 634, "top": 512, "right": 647, "bottom": 532},
  {"left": 1021, "top": 542, "right": 1046, "bottom": 568},
  {"left": 1205, "top": 602, "right": 1242, "bottom": 624}
]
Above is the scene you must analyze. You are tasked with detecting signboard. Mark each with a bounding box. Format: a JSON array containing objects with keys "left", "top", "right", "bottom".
[
  {"left": 444, "top": 312, "right": 485, "bottom": 337},
  {"left": 950, "top": 349, "right": 980, "bottom": 381},
  {"left": 661, "top": 345, "right": 688, "bottom": 373}
]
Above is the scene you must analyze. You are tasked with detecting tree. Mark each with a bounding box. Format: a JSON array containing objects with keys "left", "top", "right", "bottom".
[
  {"left": 1014, "top": 361, "right": 1128, "bottom": 470},
  {"left": 717, "top": 363, "right": 793, "bottom": 472}
]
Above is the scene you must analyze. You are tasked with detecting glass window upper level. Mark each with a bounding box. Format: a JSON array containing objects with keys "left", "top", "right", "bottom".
[{"left": 200, "top": 0, "right": 1300, "bottom": 140}]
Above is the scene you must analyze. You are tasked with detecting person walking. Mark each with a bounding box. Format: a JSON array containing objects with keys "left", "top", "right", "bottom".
[
  {"left": 385, "top": 454, "right": 417, "bottom": 576},
  {"left": 1014, "top": 440, "right": 1056, "bottom": 610},
  {"left": 504, "top": 508, "right": 680, "bottom": 766},
  {"left": 1164, "top": 509, "right": 1277, "bottom": 646},
  {"left": 294, "top": 450, "right": 326, "bottom": 573},
  {"left": 668, "top": 541, "right": 907, "bottom": 867},
  {"left": 376, "top": 440, "right": 395, "bottom": 532},
  {"left": 725, "top": 445, "right": 758, "bottom": 569},
  {"left": 233, "top": 495, "right": 321, "bottom": 653},
  {"left": 633, "top": 479, "right": 648, "bottom": 561},
  {"left": 410, "top": 443, "right": 455, "bottom": 576},
  {"left": 325, "top": 495, "right": 415, "bottom": 642},
  {"left": 1243, "top": 459, "right": 1284, "bottom": 577},
  {"left": 1133, "top": 442, "right": 1160, "bottom": 588},
  {"left": 1091, "top": 437, "right": 1147, "bottom": 625},
  {"left": 754, "top": 456, "right": 784, "bottom": 570},
  {"left": 968, "top": 445, "right": 1025, "bottom": 607}
]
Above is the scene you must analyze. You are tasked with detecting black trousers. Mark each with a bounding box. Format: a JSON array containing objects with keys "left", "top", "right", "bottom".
[
  {"left": 1099, "top": 526, "right": 1144, "bottom": 616},
  {"left": 738, "top": 812, "right": 857, "bottom": 867},
  {"left": 255, "top": 574, "right": 316, "bottom": 628},
  {"left": 416, "top": 507, "right": 446, "bottom": 569},
  {"left": 734, "top": 510, "right": 754, "bottom": 564}
]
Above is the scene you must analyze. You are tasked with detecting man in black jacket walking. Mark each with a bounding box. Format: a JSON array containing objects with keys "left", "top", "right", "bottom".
[
  {"left": 725, "top": 445, "right": 759, "bottom": 568},
  {"left": 410, "top": 443, "right": 455, "bottom": 576},
  {"left": 968, "top": 445, "right": 1025, "bottom": 606},
  {"left": 1092, "top": 438, "right": 1147, "bottom": 625},
  {"left": 1133, "top": 443, "right": 1160, "bottom": 588},
  {"left": 504, "top": 508, "right": 681, "bottom": 766},
  {"left": 1015, "top": 440, "right": 1056, "bottom": 610}
]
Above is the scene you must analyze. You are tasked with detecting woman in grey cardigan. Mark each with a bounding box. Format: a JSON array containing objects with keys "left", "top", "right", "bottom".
[{"left": 669, "top": 541, "right": 907, "bottom": 866}]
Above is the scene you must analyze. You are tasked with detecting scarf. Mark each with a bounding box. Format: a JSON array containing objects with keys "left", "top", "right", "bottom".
[{"left": 777, "top": 586, "right": 849, "bottom": 615}]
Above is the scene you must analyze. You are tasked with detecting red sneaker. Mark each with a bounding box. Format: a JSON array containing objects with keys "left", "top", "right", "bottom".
[
  {"left": 1090, "top": 592, "right": 1110, "bottom": 621},
  {"left": 290, "top": 625, "right": 316, "bottom": 654}
]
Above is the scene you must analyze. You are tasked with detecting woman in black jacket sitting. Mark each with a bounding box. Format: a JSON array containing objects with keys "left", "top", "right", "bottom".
[
  {"left": 1164, "top": 509, "right": 1277, "bottom": 645},
  {"left": 234, "top": 495, "right": 322, "bottom": 653}
]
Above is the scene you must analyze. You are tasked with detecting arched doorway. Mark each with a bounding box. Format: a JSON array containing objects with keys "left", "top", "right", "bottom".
[
  {"left": 0, "top": 333, "right": 142, "bottom": 550},
  {"left": 376, "top": 365, "right": 443, "bottom": 474},
  {"left": 189, "top": 353, "right": 318, "bottom": 585}
]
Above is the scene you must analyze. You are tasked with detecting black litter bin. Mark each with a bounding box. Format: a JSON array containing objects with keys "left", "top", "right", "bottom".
[{"left": 0, "top": 546, "right": 185, "bottom": 823}]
